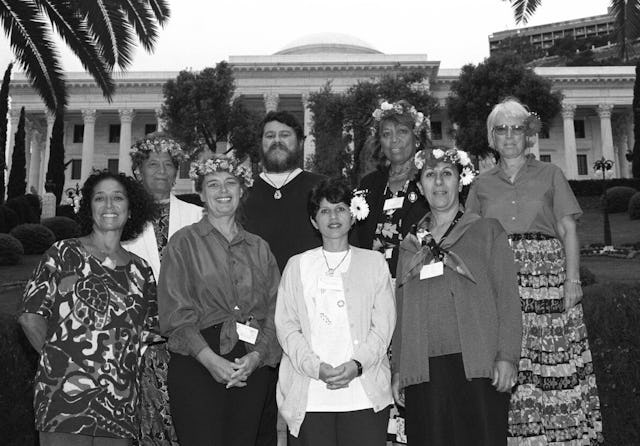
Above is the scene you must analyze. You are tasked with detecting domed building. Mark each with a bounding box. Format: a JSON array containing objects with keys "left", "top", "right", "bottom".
[{"left": 4, "top": 32, "right": 636, "bottom": 197}]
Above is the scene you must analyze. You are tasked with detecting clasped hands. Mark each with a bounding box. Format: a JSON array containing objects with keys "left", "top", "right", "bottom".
[
  {"left": 319, "top": 361, "right": 358, "bottom": 390},
  {"left": 203, "top": 350, "right": 261, "bottom": 389}
]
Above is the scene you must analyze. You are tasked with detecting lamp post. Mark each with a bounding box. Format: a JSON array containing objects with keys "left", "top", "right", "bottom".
[{"left": 593, "top": 157, "right": 614, "bottom": 246}]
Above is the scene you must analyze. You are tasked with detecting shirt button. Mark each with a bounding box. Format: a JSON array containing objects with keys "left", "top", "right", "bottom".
[
  {"left": 512, "top": 217, "right": 516, "bottom": 220},
  {"left": 511, "top": 201, "right": 516, "bottom": 204}
]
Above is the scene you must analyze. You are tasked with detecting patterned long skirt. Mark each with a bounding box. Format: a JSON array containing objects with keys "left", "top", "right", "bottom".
[
  {"left": 138, "top": 343, "right": 180, "bottom": 446},
  {"left": 507, "top": 234, "right": 604, "bottom": 446}
]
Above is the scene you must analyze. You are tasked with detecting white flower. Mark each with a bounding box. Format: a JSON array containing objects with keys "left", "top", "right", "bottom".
[
  {"left": 460, "top": 166, "right": 475, "bottom": 186},
  {"left": 372, "top": 109, "right": 383, "bottom": 120},
  {"left": 432, "top": 148, "right": 445, "bottom": 159},
  {"left": 414, "top": 150, "right": 427, "bottom": 170},
  {"left": 350, "top": 195, "right": 370, "bottom": 221},
  {"left": 380, "top": 101, "right": 393, "bottom": 111},
  {"left": 457, "top": 150, "right": 471, "bottom": 166}
]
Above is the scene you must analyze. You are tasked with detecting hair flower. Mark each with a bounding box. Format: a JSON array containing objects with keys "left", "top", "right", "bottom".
[
  {"left": 414, "top": 147, "right": 478, "bottom": 186},
  {"left": 350, "top": 189, "right": 369, "bottom": 221},
  {"left": 523, "top": 112, "right": 542, "bottom": 137}
]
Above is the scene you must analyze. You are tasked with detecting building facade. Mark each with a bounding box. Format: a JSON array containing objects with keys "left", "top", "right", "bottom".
[{"left": 4, "top": 33, "right": 636, "bottom": 197}]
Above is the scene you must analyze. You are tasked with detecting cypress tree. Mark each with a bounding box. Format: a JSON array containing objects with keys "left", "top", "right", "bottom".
[
  {"left": 7, "top": 107, "right": 26, "bottom": 199},
  {"left": 46, "top": 109, "right": 65, "bottom": 204},
  {"left": 0, "top": 63, "right": 13, "bottom": 203},
  {"left": 633, "top": 63, "right": 640, "bottom": 178}
]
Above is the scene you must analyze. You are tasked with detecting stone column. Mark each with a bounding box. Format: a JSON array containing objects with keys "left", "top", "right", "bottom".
[
  {"left": 263, "top": 93, "right": 279, "bottom": 113},
  {"left": 155, "top": 107, "right": 164, "bottom": 132},
  {"left": 5, "top": 109, "right": 21, "bottom": 176},
  {"left": 561, "top": 103, "right": 578, "bottom": 179},
  {"left": 301, "top": 93, "right": 316, "bottom": 164},
  {"left": 39, "top": 112, "right": 55, "bottom": 194},
  {"left": 598, "top": 103, "right": 616, "bottom": 176},
  {"left": 28, "top": 129, "right": 43, "bottom": 192},
  {"left": 80, "top": 109, "right": 96, "bottom": 183},
  {"left": 118, "top": 108, "right": 135, "bottom": 175}
]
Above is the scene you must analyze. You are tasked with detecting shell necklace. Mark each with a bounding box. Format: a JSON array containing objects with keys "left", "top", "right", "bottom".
[{"left": 263, "top": 170, "right": 295, "bottom": 200}]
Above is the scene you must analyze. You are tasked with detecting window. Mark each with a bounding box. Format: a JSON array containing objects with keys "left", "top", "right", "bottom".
[
  {"left": 540, "top": 154, "right": 551, "bottom": 163},
  {"left": 577, "top": 154, "right": 588, "bottom": 175},
  {"left": 73, "top": 125, "right": 84, "bottom": 143},
  {"left": 574, "top": 120, "right": 585, "bottom": 139},
  {"left": 145, "top": 123, "right": 157, "bottom": 135},
  {"left": 109, "top": 124, "right": 121, "bottom": 143},
  {"left": 107, "top": 159, "right": 119, "bottom": 174},
  {"left": 179, "top": 160, "right": 190, "bottom": 179},
  {"left": 430, "top": 121, "right": 443, "bottom": 140},
  {"left": 71, "top": 159, "right": 82, "bottom": 179}
]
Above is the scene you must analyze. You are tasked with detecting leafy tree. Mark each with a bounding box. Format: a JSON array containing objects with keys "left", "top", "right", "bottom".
[
  {"left": 46, "top": 111, "right": 66, "bottom": 204},
  {"left": 228, "top": 99, "right": 262, "bottom": 163},
  {"left": 446, "top": 53, "right": 562, "bottom": 156},
  {"left": 0, "top": 63, "right": 12, "bottom": 204},
  {"left": 7, "top": 107, "right": 26, "bottom": 199},
  {"left": 0, "top": 0, "right": 170, "bottom": 112}
]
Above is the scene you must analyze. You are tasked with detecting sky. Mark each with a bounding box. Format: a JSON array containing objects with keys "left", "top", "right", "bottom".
[{"left": 0, "top": 0, "right": 611, "bottom": 73}]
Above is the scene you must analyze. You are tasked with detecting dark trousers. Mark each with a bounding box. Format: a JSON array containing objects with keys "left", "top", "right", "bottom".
[
  {"left": 255, "top": 365, "right": 279, "bottom": 446},
  {"left": 405, "top": 353, "right": 509, "bottom": 446},
  {"left": 288, "top": 407, "right": 390, "bottom": 446},
  {"left": 168, "top": 324, "right": 272, "bottom": 446}
]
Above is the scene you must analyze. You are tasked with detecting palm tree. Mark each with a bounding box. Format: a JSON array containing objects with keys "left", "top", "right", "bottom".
[{"left": 0, "top": 0, "right": 170, "bottom": 113}]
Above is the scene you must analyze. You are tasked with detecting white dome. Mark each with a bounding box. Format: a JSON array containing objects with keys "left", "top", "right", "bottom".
[{"left": 275, "top": 33, "right": 382, "bottom": 55}]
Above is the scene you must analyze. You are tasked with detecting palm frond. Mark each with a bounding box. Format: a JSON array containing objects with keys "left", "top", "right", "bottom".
[
  {"left": 35, "top": 0, "right": 115, "bottom": 99},
  {"left": 120, "top": 0, "right": 158, "bottom": 51},
  {"left": 509, "top": 0, "right": 542, "bottom": 25},
  {"left": 76, "top": 0, "right": 123, "bottom": 68},
  {"left": 0, "top": 0, "right": 66, "bottom": 111},
  {"left": 147, "top": 0, "right": 169, "bottom": 26}
]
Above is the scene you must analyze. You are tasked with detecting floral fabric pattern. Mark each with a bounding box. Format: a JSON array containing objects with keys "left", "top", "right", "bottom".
[
  {"left": 152, "top": 202, "right": 170, "bottom": 263},
  {"left": 21, "top": 239, "right": 158, "bottom": 439},
  {"left": 507, "top": 236, "right": 604, "bottom": 445},
  {"left": 373, "top": 186, "right": 407, "bottom": 271}
]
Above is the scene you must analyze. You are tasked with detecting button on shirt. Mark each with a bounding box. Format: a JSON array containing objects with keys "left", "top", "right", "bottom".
[{"left": 465, "top": 158, "right": 582, "bottom": 237}]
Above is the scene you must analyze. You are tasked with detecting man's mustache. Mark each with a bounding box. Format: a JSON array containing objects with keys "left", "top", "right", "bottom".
[{"left": 268, "top": 142, "right": 289, "bottom": 152}]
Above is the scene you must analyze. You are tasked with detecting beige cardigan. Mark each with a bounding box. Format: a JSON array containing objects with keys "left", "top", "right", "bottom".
[{"left": 275, "top": 246, "right": 395, "bottom": 437}]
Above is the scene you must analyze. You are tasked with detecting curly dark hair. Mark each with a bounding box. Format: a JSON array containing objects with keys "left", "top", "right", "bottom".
[
  {"left": 308, "top": 177, "right": 353, "bottom": 222},
  {"left": 77, "top": 170, "right": 158, "bottom": 242},
  {"left": 259, "top": 111, "right": 304, "bottom": 141}
]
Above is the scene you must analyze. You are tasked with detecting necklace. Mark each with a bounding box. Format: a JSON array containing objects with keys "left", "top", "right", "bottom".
[
  {"left": 322, "top": 248, "right": 350, "bottom": 276},
  {"left": 263, "top": 170, "right": 295, "bottom": 200}
]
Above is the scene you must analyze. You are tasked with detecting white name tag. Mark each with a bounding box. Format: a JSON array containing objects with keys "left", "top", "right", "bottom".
[
  {"left": 236, "top": 322, "right": 258, "bottom": 344},
  {"left": 420, "top": 261, "right": 444, "bottom": 280},
  {"left": 318, "top": 275, "right": 343, "bottom": 291},
  {"left": 383, "top": 197, "right": 405, "bottom": 211},
  {"left": 385, "top": 247, "right": 393, "bottom": 259}
]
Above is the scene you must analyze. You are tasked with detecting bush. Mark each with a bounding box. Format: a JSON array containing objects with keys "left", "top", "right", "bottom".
[
  {"left": 580, "top": 265, "right": 597, "bottom": 286},
  {"left": 0, "top": 205, "right": 19, "bottom": 233},
  {"left": 0, "top": 313, "right": 38, "bottom": 446},
  {"left": 56, "top": 205, "right": 77, "bottom": 220},
  {"left": 582, "top": 283, "right": 640, "bottom": 445},
  {"left": 23, "top": 194, "right": 41, "bottom": 222},
  {"left": 0, "top": 234, "right": 24, "bottom": 265},
  {"left": 603, "top": 186, "right": 637, "bottom": 213},
  {"left": 41, "top": 216, "right": 79, "bottom": 241},
  {"left": 569, "top": 178, "right": 640, "bottom": 197},
  {"left": 5, "top": 196, "right": 39, "bottom": 224},
  {"left": 628, "top": 192, "right": 640, "bottom": 220},
  {"left": 10, "top": 224, "right": 55, "bottom": 255}
]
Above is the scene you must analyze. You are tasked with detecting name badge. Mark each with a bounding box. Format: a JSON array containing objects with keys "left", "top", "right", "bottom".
[
  {"left": 420, "top": 261, "right": 444, "bottom": 280},
  {"left": 236, "top": 322, "right": 258, "bottom": 344},
  {"left": 383, "top": 197, "right": 405, "bottom": 211},
  {"left": 384, "top": 247, "right": 393, "bottom": 259},
  {"left": 318, "top": 276, "right": 343, "bottom": 291}
]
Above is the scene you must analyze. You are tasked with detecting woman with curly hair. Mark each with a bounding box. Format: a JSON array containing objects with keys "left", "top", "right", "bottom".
[{"left": 18, "top": 170, "right": 159, "bottom": 446}]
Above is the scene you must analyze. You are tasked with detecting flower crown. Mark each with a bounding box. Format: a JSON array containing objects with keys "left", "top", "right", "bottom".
[
  {"left": 189, "top": 155, "right": 254, "bottom": 188},
  {"left": 130, "top": 134, "right": 188, "bottom": 167},
  {"left": 350, "top": 189, "right": 369, "bottom": 221},
  {"left": 414, "top": 147, "right": 477, "bottom": 186},
  {"left": 371, "top": 100, "right": 426, "bottom": 135}
]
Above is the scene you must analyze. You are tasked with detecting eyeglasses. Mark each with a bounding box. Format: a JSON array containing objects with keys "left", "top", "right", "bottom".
[{"left": 492, "top": 124, "right": 526, "bottom": 136}]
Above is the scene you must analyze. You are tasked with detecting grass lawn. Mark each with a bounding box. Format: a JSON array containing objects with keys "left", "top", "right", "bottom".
[{"left": 577, "top": 196, "right": 640, "bottom": 247}]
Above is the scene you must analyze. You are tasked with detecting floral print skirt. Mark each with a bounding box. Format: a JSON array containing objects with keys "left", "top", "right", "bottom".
[
  {"left": 138, "top": 343, "right": 179, "bottom": 446},
  {"left": 507, "top": 235, "right": 604, "bottom": 445}
]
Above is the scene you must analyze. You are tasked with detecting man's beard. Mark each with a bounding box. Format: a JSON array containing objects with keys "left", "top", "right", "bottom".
[{"left": 261, "top": 142, "right": 302, "bottom": 173}]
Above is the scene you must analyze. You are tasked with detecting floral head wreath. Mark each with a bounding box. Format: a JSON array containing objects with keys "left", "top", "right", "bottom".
[
  {"left": 189, "top": 154, "right": 254, "bottom": 188},
  {"left": 129, "top": 134, "right": 188, "bottom": 169},
  {"left": 371, "top": 100, "right": 426, "bottom": 136},
  {"left": 350, "top": 189, "right": 369, "bottom": 221},
  {"left": 414, "top": 147, "right": 477, "bottom": 186}
]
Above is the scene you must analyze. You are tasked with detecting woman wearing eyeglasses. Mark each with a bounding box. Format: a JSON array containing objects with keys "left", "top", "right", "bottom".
[{"left": 465, "top": 97, "right": 604, "bottom": 445}]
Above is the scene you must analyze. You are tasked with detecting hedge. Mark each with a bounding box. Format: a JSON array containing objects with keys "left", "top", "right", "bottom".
[{"left": 569, "top": 178, "right": 640, "bottom": 197}]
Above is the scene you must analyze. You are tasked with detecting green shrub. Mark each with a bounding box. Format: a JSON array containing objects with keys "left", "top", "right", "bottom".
[
  {"left": 0, "top": 313, "right": 38, "bottom": 446},
  {"left": 580, "top": 265, "right": 597, "bottom": 286},
  {"left": 10, "top": 223, "right": 55, "bottom": 255},
  {"left": 569, "top": 178, "right": 640, "bottom": 197},
  {"left": 41, "top": 216, "right": 79, "bottom": 241},
  {"left": 5, "top": 196, "right": 39, "bottom": 224},
  {"left": 0, "top": 234, "right": 24, "bottom": 266},
  {"left": 0, "top": 205, "right": 19, "bottom": 233},
  {"left": 582, "top": 283, "right": 640, "bottom": 445},
  {"left": 628, "top": 192, "right": 640, "bottom": 220},
  {"left": 603, "top": 186, "right": 637, "bottom": 213}
]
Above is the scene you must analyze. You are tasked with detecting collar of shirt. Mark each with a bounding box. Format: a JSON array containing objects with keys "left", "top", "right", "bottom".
[
  {"left": 193, "top": 217, "right": 257, "bottom": 247},
  {"left": 489, "top": 156, "right": 541, "bottom": 183}
]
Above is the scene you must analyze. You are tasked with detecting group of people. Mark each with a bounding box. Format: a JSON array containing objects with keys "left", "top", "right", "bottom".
[{"left": 18, "top": 97, "right": 603, "bottom": 446}]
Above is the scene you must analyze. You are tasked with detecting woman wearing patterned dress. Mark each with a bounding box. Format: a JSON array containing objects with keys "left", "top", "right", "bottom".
[
  {"left": 18, "top": 170, "right": 158, "bottom": 446},
  {"left": 124, "top": 133, "right": 202, "bottom": 446},
  {"left": 465, "top": 97, "right": 604, "bottom": 445}
]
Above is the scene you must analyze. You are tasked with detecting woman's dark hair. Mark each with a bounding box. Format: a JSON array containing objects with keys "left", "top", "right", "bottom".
[
  {"left": 259, "top": 111, "right": 304, "bottom": 141},
  {"left": 308, "top": 177, "right": 353, "bottom": 221},
  {"left": 77, "top": 170, "right": 158, "bottom": 242}
]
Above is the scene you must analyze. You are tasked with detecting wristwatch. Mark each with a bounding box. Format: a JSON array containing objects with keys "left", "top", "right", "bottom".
[{"left": 353, "top": 359, "right": 363, "bottom": 377}]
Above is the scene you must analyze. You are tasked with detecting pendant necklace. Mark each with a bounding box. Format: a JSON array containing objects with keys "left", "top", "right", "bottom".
[
  {"left": 322, "top": 247, "right": 350, "bottom": 276},
  {"left": 263, "top": 170, "right": 295, "bottom": 200}
]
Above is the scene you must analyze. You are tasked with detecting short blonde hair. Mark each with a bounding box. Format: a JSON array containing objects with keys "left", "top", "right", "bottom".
[{"left": 486, "top": 97, "right": 530, "bottom": 149}]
